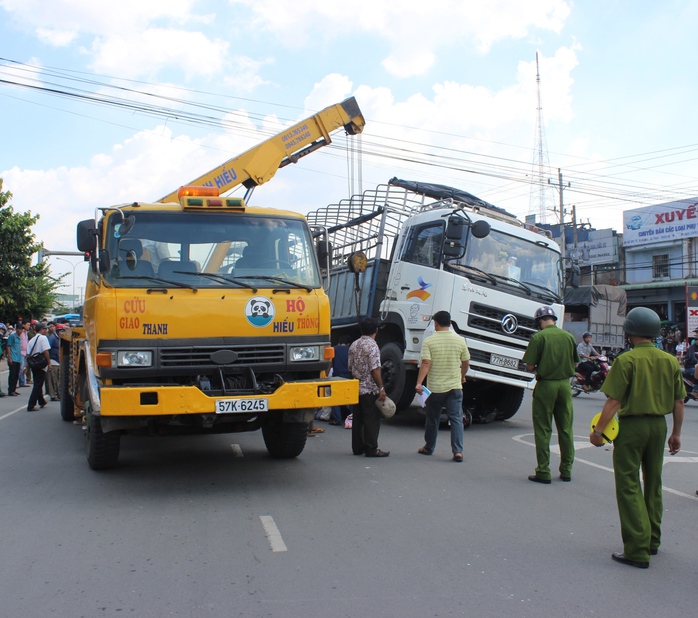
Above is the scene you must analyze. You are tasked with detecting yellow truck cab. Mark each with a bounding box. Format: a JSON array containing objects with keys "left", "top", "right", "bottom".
[{"left": 61, "top": 98, "right": 364, "bottom": 469}]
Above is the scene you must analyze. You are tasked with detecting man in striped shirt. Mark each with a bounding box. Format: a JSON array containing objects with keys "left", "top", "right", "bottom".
[{"left": 416, "top": 311, "right": 470, "bottom": 462}]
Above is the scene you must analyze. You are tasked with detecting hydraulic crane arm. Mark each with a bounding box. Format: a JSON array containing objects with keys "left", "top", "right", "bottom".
[{"left": 159, "top": 96, "right": 365, "bottom": 203}]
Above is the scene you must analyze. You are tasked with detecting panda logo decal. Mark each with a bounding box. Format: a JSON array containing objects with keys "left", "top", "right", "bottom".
[{"left": 245, "top": 296, "right": 275, "bottom": 328}]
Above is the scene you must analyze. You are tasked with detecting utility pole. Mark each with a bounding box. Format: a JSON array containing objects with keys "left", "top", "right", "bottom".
[{"left": 548, "top": 168, "right": 570, "bottom": 259}]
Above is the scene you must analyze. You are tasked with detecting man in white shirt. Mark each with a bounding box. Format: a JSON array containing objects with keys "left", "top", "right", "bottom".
[{"left": 26, "top": 323, "right": 52, "bottom": 412}]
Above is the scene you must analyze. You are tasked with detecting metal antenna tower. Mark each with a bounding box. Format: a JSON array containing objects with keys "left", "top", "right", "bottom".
[{"left": 529, "top": 52, "right": 554, "bottom": 223}]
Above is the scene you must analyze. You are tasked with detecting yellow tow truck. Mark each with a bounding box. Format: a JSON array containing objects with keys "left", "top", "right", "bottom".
[{"left": 60, "top": 97, "right": 363, "bottom": 469}]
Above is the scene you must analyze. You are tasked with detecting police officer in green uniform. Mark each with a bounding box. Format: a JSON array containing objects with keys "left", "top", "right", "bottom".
[
  {"left": 590, "top": 307, "right": 684, "bottom": 569},
  {"left": 523, "top": 306, "right": 579, "bottom": 484}
]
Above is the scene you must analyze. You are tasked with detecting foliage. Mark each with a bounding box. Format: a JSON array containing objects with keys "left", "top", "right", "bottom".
[{"left": 0, "top": 178, "right": 60, "bottom": 322}]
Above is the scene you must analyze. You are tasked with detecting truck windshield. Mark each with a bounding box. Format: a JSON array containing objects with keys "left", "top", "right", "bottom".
[
  {"left": 103, "top": 211, "right": 321, "bottom": 289},
  {"left": 449, "top": 228, "right": 563, "bottom": 299}
]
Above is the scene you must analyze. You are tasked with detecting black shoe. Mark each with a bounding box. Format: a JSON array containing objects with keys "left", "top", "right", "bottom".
[
  {"left": 365, "top": 449, "right": 390, "bottom": 458},
  {"left": 0, "top": 392, "right": 5, "bottom": 397},
  {"left": 559, "top": 475, "right": 571, "bottom": 482},
  {"left": 528, "top": 475, "right": 551, "bottom": 484},
  {"left": 650, "top": 549, "right": 658, "bottom": 556},
  {"left": 611, "top": 552, "right": 649, "bottom": 569}
]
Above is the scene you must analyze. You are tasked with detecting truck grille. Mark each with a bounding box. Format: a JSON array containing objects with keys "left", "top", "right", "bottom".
[
  {"left": 160, "top": 345, "right": 286, "bottom": 368},
  {"left": 468, "top": 303, "right": 537, "bottom": 342}
]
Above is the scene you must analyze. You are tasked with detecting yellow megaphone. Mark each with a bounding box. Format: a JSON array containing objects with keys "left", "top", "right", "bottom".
[{"left": 591, "top": 412, "right": 619, "bottom": 444}]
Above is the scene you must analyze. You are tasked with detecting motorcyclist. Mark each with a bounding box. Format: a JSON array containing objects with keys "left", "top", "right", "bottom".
[
  {"left": 682, "top": 328, "right": 698, "bottom": 399},
  {"left": 576, "top": 331, "right": 600, "bottom": 390}
]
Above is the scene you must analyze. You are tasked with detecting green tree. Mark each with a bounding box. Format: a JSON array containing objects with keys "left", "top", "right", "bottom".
[{"left": 0, "top": 178, "right": 60, "bottom": 322}]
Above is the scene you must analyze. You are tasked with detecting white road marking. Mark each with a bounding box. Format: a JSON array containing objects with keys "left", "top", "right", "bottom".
[
  {"left": 513, "top": 433, "right": 698, "bottom": 502},
  {"left": 260, "top": 516, "right": 288, "bottom": 552},
  {"left": 0, "top": 406, "right": 28, "bottom": 421},
  {"left": 664, "top": 456, "right": 698, "bottom": 464},
  {"left": 230, "top": 444, "right": 243, "bottom": 457}
]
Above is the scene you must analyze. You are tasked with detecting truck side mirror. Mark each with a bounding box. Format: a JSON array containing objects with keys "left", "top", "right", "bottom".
[
  {"left": 77, "top": 219, "right": 98, "bottom": 252},
  {"left": 566, "top": 263, "right": 580, "bottom": 288},
  {"left": 471, "top": 220, "right": 491, "bottom": 239},
  {"left": 444, "top": 216, "right": 467, "bottom": 259},
  {"left": 99, "top": 249, "right": 111, "bottom": 274},
  {"left": 316, "top": 239, "right": 333, "bottom": 270}
]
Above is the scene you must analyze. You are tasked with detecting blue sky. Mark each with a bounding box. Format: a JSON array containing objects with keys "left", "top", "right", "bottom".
[{"left": 1, "top": 0, "right": 697, "bottom": 297}]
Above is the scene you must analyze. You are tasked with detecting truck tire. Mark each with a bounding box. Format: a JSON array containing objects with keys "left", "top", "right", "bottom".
[
  {"left": 262, "top": 416, "right": 307, "bottom": 459},
  {"left": 59, "top": 354, "right": 75, "bottom": 421},
  {"left": 380, "top": 342, "right": 415, "bottom": 411},
  {"left": 479, "top": 384, "right": 524, "bottom": 421},
  {"left": 86, "top": 410, "right": 121, "bottom": 470}
]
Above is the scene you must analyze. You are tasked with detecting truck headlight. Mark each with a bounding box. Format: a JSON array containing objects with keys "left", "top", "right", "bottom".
[
  {"left": 289, "top": 346, "right": 320, "bottom": 362},
  {"left": 117, "top": 351, "right": 153, "bottom": 367}
]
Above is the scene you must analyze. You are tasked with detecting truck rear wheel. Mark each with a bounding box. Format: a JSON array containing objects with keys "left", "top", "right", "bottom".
[
  {"left": 380, "top": 342, "right": 415, "bottom": 411},
  {"left": 59, "top": 354, "right": 75, "bottom": 421},
  {"left": 86, "top": 410, "right": 121, "bottom": 470},
  {"left": 262, "top": 416, "right": 307, "bottom": 459}
]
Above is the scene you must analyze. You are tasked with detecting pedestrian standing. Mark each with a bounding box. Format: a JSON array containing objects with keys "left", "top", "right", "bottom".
[
  {"left": 330, "top": 335, "right": 353, "bottom": 425},
  {"left": 681, "top": 328, "right": 698, "bottom": 399},
  {"left": 590, "top": 307, "right": 684, "bottom": 569},
  {"left": 26, "top": 323, "right": 51, "bottom": 411},
  {"left": 18, "top": 320, "right": 29, "bottom": 387},
  {"left": 522, "top": 306, "right": 579, "bottom": 484},
  {"left": 6, "top": 323, "right": 22, "bottom": 396},
  {"left": 45, "top": 322, "right": 61, "bottom": 401},
  {"left": 415, "top": 310, "right": 470, "bottom": 462},
  {"left": 348, "top": 318, "right": 389, "bottom": 458}
]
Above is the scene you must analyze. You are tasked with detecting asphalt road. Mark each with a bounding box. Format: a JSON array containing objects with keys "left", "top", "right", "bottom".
[{"left": 1, "top": 367, "right": 697, "bottom": 617}]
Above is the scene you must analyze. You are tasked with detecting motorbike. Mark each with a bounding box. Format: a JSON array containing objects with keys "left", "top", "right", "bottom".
[
  {"left": 682, "top": 371, "right": 698, "bottom": 403},
  {"left": 570, "top": 356, "right": 610, "bottom": 397}
]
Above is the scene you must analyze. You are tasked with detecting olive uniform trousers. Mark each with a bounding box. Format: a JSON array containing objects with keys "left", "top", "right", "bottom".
[
  {"left": 531, "top": 378, "right": 575, "bottom": 480},
  {"left": 613, "top": 415, "right": 667, "bottom": 562}
]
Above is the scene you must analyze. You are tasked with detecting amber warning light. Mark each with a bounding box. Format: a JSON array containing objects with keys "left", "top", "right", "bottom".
[{"left": 177, "top": 186, "right": 220, "bottom": 199}]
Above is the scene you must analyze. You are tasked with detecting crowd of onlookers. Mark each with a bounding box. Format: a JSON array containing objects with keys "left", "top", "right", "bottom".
[{"left": 0, "top": 319, "right": 65, "bottom": 400}]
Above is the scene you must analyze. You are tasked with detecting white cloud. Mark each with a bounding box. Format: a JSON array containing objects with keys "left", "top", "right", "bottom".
[
  {"left": 88, "top": 29, "right": 230, "bottom": 80},
  {"left": 35, "top": 28, "right": 77, "bottom": 46},
  {"left": 230, "top": 0, "right": 572, "bottom": 76}
]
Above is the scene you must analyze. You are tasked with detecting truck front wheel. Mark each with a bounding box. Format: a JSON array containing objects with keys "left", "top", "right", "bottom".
[
  {"left": 380, "top": 342, "right": 416, "bottom": 411},
  {"left": 492, "top": 385, "right": 525, "bottom": 421},
  {"left": 262, "top": 416, "right": 308, "bottom": 459},
  {"left": 85, "top": 410, "right": 121, "bottom": 470}
]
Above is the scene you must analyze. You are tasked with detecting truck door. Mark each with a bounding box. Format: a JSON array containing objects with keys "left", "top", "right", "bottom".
[{"left": 385, "top": 221, "right": 446, "bottom": 335}]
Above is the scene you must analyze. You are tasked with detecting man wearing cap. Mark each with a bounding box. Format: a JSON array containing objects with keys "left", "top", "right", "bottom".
[
  {"left": 26, "top": 323, "right": 51, "bottom": 412},
  {"left": 590, "top": 307, "right": 684, "bottom": 569},
  {"left": 415, "top": 310, "right": 470, "bottom": 462},
  {"left": 6, "top": 323, "right": 23, "bottom": 396},
  {"left": 681, "top": 328, "right": 698, "bottom": 399},
  {"left": 523, "top": 306, "right": 579, "bottom": 484}
]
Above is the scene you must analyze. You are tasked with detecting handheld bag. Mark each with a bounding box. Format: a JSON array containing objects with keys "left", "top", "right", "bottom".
[{"left": 26, "top": 337, "right": 48, "bottom": 370}]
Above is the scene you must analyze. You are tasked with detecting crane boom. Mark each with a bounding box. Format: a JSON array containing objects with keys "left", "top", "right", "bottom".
[{"left": 159, "top": 97, "right": 365, "bottom": 203}]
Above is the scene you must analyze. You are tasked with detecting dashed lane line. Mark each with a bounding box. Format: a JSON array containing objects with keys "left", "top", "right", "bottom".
[
  {"left": 260, "top": 516, "right": 288, "bottom": 552},
  {"left": 230, "top": 444, "right": 244, "bottom": 457},
  {"left": 0, "top": 406, "right": 28, "bottom": 421},
  {"left": 513, "top": 433, "right": 698, "bottom": 502}
]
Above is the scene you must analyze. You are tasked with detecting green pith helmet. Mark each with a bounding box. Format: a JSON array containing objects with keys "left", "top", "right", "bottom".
[{"left": 624, "top": 307, "right": 661, "bottom": 338}]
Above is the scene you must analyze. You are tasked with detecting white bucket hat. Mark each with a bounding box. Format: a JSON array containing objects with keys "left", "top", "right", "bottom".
[{"left": 375, "top": 396, "right": 396, "bottom": 419}]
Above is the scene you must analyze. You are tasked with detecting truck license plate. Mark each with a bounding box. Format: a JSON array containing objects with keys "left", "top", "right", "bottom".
[
  {"left": 490, "top": 354, "right": 519, "bottom": 370},
  {"left": 215, "top": 398, "right": 268, "bottom": 413}
]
